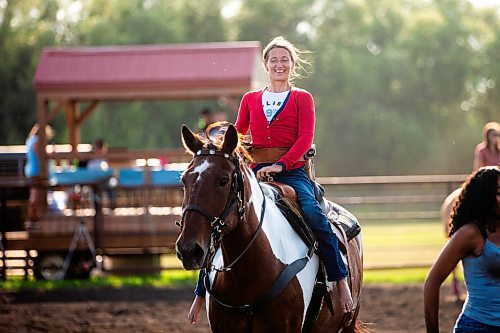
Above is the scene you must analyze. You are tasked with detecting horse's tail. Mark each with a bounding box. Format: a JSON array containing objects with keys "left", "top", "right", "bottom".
[{"left": 351, "top": 319, "right": 370, "bottom": 333}]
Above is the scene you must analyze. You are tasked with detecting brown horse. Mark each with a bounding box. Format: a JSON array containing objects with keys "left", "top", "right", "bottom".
[
  {"left": 439, "top": 188, "right": 463, "bottom": 301},
  {"left": 175, "top": 124, "right": 363, "bottom": 333}
]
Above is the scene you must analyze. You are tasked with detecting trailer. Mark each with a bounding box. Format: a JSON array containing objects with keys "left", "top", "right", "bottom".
[{"left": 0, "top": 147, "right": 189, "bottom": 279}]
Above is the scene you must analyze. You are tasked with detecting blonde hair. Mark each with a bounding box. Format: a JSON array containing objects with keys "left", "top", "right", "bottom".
[
  {"left": 482, "top": 121, "right": 499, "bottom": 145},
  {"left": 262, "top": 36, "right": 312, "bottom": 83}
]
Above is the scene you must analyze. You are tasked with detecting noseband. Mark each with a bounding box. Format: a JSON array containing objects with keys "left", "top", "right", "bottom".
[{"left": 178, "top": 148, "right": 265, "bottom": 272}]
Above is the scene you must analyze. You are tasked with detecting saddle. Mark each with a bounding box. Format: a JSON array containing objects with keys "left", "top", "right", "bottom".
[{"left": 267, "top": 181, "right": 361, "bottom": 252}]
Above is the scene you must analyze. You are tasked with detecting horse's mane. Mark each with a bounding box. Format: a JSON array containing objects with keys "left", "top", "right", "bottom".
[
  {"left": 260, "top": 182, "right": 280, "bottom": 200},
  {"left": 193, "top": 121, "right": 254, "bottom": 163}
]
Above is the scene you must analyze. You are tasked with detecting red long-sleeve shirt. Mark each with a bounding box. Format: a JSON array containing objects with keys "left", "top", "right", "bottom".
[{"left": 235, "top": 87, "right": 315, "bottom": 170}]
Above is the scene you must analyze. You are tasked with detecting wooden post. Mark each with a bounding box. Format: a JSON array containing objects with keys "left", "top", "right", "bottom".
[
  {"left": 0, "top": 211, "right": 5, "bottom": 281},
  {"left": 65, "top": 100, "right": 81, "bottom": 157},
  {"left": 37, "top": 97, "right": 49, "bottom": 181},
  {"left": 93, "top": 184, "right": 104, "bottom": 251},
  {"left": 36, "top": 97, "right": 50, "bottom": 218}
]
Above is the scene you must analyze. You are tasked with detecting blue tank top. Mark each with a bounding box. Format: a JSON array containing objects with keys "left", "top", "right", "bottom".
[
  {"left": 461, "top": 239, "right": 500, "bottom": 326},
  {"left": 24, "top": 135, "right": 40, "bottom": 178}
]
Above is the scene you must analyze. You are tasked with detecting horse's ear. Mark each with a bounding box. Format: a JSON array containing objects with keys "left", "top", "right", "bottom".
[
  {"left": 222, "top": 124, "right": 239, "bottom": 154},
  {"left": 181, "top": 125, "right": 203, "bottom": 155}
]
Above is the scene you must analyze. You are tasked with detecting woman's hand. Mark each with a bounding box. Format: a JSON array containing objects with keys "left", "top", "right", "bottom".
[{"left": 256, "top": 164, "right": 283, "bottom": 181}]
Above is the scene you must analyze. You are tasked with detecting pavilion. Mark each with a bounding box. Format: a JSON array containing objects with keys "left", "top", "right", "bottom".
[{"left": 33, "top": 41, "right": 268, "bottom": 179}]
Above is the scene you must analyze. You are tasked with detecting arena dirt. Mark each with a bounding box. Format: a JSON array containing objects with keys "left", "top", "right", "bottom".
[{"left": 0, "top": 284, "right": 462, "bottom": 332}]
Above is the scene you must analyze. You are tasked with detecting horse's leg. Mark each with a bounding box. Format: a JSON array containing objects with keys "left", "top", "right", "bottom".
[
  {"left": 311, "top": 235, "right": 363, "bottom": 333},
  {"left": 440, "top": 189, "right": 462, "bottom": 301}
]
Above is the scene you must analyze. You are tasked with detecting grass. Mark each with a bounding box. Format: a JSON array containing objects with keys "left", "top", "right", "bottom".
[
  {"left": 1, "top": 219, "right": 461, "bottom": 291},
  {"left": 0, "top": 270, "right": 199, "bottom": 291},
  {"left": 2, "top": 267, "right": 462, "bottom": 292},
  {"left": 361, "top": 219, "right": 447, "bottom": 268},
  {"left": 364, "top": 268, "right": 430, "bottom": 284}
]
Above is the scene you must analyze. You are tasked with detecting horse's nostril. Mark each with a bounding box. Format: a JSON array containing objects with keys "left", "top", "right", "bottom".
[
  {"left": 191, "top": 243, "right": 205, "bottom": 263},
  {"left": 176, "top": 242, "right": 206, "bottom": 269}
]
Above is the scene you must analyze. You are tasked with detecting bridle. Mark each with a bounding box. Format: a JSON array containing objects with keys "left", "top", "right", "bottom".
[{"left": 177, "top": 147, "right": 266, "bottom": 273}]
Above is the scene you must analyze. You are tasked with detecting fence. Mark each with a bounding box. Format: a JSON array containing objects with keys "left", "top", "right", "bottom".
[
  {"left": 1, "top": 173, "right": 469, "bottom": 278},
  {"left": 319, "top": 174, "right": 467, "bottom": 221}
]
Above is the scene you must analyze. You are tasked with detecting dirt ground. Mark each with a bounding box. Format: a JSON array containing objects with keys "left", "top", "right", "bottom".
[{"left": 0, "top": 284, "right": 463, "bottom": 333}]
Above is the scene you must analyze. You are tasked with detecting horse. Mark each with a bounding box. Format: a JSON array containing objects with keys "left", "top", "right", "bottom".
[
  {"left": 175, "top": 124, "right": 363, "bottom": 333},
  {"left": 439, "top": 187, "right": 463, "bottom": 301}
]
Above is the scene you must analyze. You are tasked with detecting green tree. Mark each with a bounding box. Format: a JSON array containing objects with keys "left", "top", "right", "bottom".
[
  {"left": 73, "top": 0, "right": 228, "bottom": 148},
  {"left": 234, "top": 0, "right": 313, "bottom": 45},
  {"left": 1, "top": 0, "right": 498, "bottom": 176},
  {"left": 306, "top": 0, "right": 499, "bottom": 175},
  {"left": 0, "top": 0, "right": 60, "bottom": 144}
]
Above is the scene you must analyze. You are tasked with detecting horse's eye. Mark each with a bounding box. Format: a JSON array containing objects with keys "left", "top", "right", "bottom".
[{"left": 219, "top": 177, "right": 230, "bottom": 187}]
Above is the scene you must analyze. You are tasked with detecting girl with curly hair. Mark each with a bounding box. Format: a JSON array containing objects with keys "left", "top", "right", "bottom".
[{"left": 424, "top": 166, "right": 500, "bottom": 333}]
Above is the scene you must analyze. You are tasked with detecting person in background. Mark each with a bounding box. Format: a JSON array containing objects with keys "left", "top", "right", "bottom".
[
  {"left": 86, "top": 138, "right": 115, "bottom": 209},
  {"left": 424, "top": 166, "right": 500, "bottom": 333},
  {"left": 473, "top": 121, "right": 499, "bottom": 170},
  {"left": 87, "top": 138, "right": 109, "bottom": 170},
  {"left": 187, "top": 36, "right": 353, "bottom": 325},
  {"left": 214, "top": 110, "right": 228, "bottom": 122},
  {"left": 197, "top": 108, "right": 215, "bottom": 134},
  {"left": 25, "top": 123, "right": 54, "bottom": 222}
]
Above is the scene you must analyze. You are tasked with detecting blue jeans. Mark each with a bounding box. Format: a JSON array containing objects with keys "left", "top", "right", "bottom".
[
  {"left": 194, "top": 269, "right": 206, "bottom": 296},
  {"left": 261, "top": 166, "right": 348, "bottom": 282},
  {"left": 193, "top": 166, "right": 348, "bottom": 296},
  {"left": 454, "top": 313, "right": 500, "bottom": 333}
]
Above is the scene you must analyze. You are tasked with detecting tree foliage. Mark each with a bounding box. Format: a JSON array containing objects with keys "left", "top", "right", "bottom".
[{"left": 0, "top": 0, "right": 498, "bottom": 175}]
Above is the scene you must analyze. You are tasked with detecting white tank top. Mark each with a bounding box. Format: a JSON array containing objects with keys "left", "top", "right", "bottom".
[{"left": 262, "top": 89, "right": 290, "bottom": 123}]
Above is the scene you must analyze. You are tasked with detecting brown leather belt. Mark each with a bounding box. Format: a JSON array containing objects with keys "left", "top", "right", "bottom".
[{"left": 249, "top": 148, "right": 306, "bottom": 163}]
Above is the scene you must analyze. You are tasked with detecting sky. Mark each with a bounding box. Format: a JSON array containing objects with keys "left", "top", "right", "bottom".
[{"left": 469, "top": 0, "right": 500, "bottom": 7}]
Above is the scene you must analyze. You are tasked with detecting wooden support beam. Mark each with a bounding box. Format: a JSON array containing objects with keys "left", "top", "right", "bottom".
[
  {"left": 65, "top": 100, "right": 81, "bottom": 156},
  {"left": 47, "top": 101, "right": 64, "bottom": 122},
  {"left": 77, "top": 100, "right": 100, "bottom": 125}
]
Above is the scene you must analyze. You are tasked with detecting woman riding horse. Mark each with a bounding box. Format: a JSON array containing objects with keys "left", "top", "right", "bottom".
[
  {"left": 176, "top": 123, "right": 363, "bottom": 332},
  {"left": 187, "top": 36, "right": 353, "bottom": 325}
]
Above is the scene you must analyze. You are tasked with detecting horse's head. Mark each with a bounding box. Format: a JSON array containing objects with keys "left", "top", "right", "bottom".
[{"left": 175, "top": 123, "right": 246, "bottom": 270}]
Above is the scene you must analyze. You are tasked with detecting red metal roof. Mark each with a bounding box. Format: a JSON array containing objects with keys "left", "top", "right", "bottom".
[{"left": 34, "top": 42, "right": 268, "bottom": 100}]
